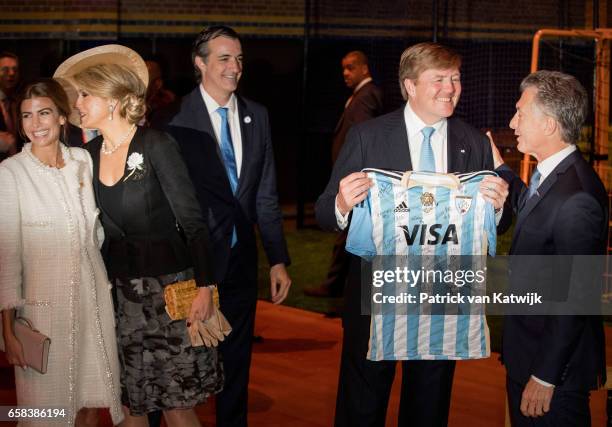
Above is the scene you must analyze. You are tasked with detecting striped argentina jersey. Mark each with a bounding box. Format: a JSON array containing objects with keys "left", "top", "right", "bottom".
[{"left": 346, "top": 168, "right": 497, "bottom": 361}]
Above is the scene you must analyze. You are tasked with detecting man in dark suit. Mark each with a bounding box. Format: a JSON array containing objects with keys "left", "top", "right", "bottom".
[
  {"left": 306, "top": 50, "right": 383, "bottom": 299},
  {"left": 315, "top": 42, "right": 509, "bottom": 426},
  {"left": 331, "top": 51, "right": 384, "bottom": 163},
  {"left": 0, "top": 51, "right": 20, "bottom": 161},
  {"left": 166, "top": 25, "right": 292, "bottom": 427},
  {"left": 492, "top": 70, "right": 607, "bottom": 426}
]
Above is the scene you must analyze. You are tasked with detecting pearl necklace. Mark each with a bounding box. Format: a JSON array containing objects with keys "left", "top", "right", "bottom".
[{"left": 101, "top": 125, "right": 136, "bottom": 155}]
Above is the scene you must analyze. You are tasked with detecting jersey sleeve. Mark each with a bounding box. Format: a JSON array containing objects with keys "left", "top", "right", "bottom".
[{"left": 346, "top": 196, "right": 376, "bottom": 260}]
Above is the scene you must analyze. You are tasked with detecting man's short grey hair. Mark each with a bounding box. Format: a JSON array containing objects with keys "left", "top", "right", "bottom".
[{"left": 520, "top": 70, "right": 588, "bottom": 145}]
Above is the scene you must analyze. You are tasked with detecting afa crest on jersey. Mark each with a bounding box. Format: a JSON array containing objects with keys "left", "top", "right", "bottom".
[{"left": 420, "top": 191, "right": 436, "bottom": 213}]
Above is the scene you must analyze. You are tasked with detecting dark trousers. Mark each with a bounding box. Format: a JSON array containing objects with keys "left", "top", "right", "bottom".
[
  {"left": 506, "top": 376, "right": 591, "bottom": 427},
  {"left": 321, "top": 229, "right": 350, "bottom": 295},
  {"left": 335, "top": 257, "right": 456, "bottom": 427},
  {"left": 216, "top": 244, "right": 258, "bottom": 427}
]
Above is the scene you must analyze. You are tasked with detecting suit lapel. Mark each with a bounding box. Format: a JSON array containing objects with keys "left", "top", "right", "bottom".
[
  {"left": 514, "top": 150, "right": 580, "bottom": 235},
  {"left": 447, "top": 118, "right": 470, "bottom": 173},
  {"left": 385, "top": 108, "right": 413, "bottom": 170},
  {"left": 334, "top": 81, "right": 371, "bottom": 133},
  {"left": 174, "top": 88, "right": 236, "bottom": 198},
  {"left": 175, "top": 88, "right": 223, "bottom": 158},
  {"left": 334, "top": 111, "right": 345, "bottom": 134},
  {"left": 91, "top": 138, "right": 103, "bottom": 207},
  {"left": 121, "top": 128, "right": 145, "bottom": 228},
  {"left": 236, "top": 96, "right": 253, "bottom": 196}
]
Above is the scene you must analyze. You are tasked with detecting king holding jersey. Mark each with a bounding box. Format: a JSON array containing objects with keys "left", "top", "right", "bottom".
[{"left": 315, "top": 42, "right": 509, "bottom": 426}]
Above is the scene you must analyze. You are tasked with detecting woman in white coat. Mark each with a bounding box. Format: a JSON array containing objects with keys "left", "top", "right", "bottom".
[{"left": 0, "top": 79, "right": 123, "bottom": 426}]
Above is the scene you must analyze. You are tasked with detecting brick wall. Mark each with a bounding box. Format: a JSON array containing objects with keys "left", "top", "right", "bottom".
[{"left": 0, "top": 0, "right": 602, "bottom": 40}]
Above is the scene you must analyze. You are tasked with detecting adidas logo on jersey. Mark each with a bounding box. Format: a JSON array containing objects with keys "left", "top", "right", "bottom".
[{"left": 394, "top": 201, "right": 410, "bottom": 213}]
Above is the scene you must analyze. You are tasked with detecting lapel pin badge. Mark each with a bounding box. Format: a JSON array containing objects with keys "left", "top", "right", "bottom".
[
  {"left": 460, "top": 149, "right": 465, "bottom": 153},
  {"left": 244, "top": 116, "right": 252, "bottom": 124}
]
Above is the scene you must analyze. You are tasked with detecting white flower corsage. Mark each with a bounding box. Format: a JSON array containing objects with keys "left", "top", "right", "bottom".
[{"left": 124, "top": 152, "right": 145, "bottom": 181}]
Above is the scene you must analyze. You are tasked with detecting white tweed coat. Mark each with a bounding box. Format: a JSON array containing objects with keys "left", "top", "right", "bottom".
[{"left": 0, "top": 144, "right": 123, "bottom": 426}]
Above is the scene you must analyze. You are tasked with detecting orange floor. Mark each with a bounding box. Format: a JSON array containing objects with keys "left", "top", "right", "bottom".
[{"left": 0, "top": 301, "right": 608, "bottom": 426}]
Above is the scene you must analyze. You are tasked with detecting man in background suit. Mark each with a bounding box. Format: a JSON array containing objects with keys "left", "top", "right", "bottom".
[
  {"left": 315, "top": 42, "right": 509, "bottom": 426},
  {"left": 306, "top": 50, "right": 383, "bottom": 299},
  {"left": 0, "top": 51, "right": 19, "bottom": 161},
  {"left": 492, "top": 70, "right": 607, "bottom": 426},
  {"left": 166, "top": 25, "right": 292, "bottom": 427},
  {"left": 331, "top": 51, "right": 384, "bottom": 163}
]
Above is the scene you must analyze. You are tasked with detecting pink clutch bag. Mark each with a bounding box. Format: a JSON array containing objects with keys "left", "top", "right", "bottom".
[{"left": 12, "top": 317, "right": 51, "bottom": 374}]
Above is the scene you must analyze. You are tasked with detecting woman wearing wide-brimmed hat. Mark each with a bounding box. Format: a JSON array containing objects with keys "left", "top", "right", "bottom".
[
  {"left": 54, "top": 45, "right": 223, "bottom": 426},
  {"left": 0, "top": 78, "right": 124, "bottom": 426}
]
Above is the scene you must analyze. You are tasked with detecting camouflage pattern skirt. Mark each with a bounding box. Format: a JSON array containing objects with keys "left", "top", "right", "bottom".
[{"left": 112, "top": 268, "right": 223, "bottom": 415}]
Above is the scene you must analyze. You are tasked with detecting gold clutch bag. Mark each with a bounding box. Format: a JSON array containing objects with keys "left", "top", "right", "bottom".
[
  {"left": 164, "top": 279, "right": 220, "bottom": 320},
  {"left": 164, "top": 280, "right": 231, "bottom": 347}
]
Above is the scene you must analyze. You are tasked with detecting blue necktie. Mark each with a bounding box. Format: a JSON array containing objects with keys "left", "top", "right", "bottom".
[
  {"left": 527, "top": 168, "right": 541, "bottom": 199},
  {"left": 419, "top": 127, "right": 436, "bottom": 172},
  {"left": 217, "top": 107, "right": 238, "bottom": 247}
]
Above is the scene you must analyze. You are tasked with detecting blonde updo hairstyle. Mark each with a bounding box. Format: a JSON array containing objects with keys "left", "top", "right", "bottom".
[{"left": 73, "top": 63, "right": 146, "bottom": 125}]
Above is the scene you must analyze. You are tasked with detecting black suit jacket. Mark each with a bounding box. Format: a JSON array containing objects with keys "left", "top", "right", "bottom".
[
  {"left": 332, "top": 81, "right": 384, "bottom": 163},
  {"left": 165, "top": 88, "right": 290, "bottom": 284},
  {"left": 499, "top": 150, "right": 607, "bottom": 391},
  {"left": 316, "top": 107, "right": 495, "bottom": 231},
  {"left": 86, "top": 127, "right": 214, "bottom": 286}
]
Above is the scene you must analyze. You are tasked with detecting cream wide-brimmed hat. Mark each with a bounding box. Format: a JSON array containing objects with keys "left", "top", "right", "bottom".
[{"left": 53, "top": 44, "right": 148, "bottom": 127}]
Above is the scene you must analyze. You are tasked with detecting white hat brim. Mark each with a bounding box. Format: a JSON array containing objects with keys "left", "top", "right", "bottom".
[{"left": 53, "top": 44, "right": 148, "bottom": 127}]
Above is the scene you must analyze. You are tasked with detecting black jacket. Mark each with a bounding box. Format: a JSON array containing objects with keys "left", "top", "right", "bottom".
[
  {"left": 86, "top": 126, "right": 215, "bottom": 286},
  {"left": 499, "top": 151, "right": 607, "bottom": 390}
]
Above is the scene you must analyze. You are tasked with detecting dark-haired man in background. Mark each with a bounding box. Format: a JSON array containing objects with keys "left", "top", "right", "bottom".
[
  {"left": 0, "top": 51, "right": 20, "bottom": 161},
  {"left": 166, "top": 25, "right": 292, "bottom": 427}
]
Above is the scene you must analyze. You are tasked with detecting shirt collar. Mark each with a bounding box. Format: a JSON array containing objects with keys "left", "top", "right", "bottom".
[
  {"left": 199, "top": 84, "right": 237, "bottom": 115},
  {"left": 353, "top": 77, "right": 372, "bottom": 94},
  {"left": 536, "top": 144, "right": 576, "bottom": 182},
  {"left": 404, "top": 101, "right": 446, "bottom": 139}
]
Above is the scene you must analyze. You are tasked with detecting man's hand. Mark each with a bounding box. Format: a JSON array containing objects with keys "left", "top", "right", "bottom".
[
  {"left": 480, "top": 176, "right": 509, "bottom": 210},
  {"left": 337, "top": 172, "right": 372, "bottom": 216},
  {"left": 270, "top": 263, "right": 291, "bottom": 304},
  {"left": 520, "top": 377, "right": 554, "bottom": 417},
  {"left": 486, "top": 131, "right": 505, "bottom": 169}
]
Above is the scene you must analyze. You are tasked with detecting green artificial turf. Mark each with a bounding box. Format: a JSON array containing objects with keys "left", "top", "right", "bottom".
[{"left": 256, "top": 228, "right": 343, "bottom": 314}]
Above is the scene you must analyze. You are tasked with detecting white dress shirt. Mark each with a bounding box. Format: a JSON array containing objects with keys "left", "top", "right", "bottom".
[
  {"left": 199, "top": 85, "right": 243, "bottom": 177},
  {"left": 335, "top": 102, "right": 449, "bottom": 229},
  {"left": 533, "top": 144, "right": 576, "bottom": 187}
]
